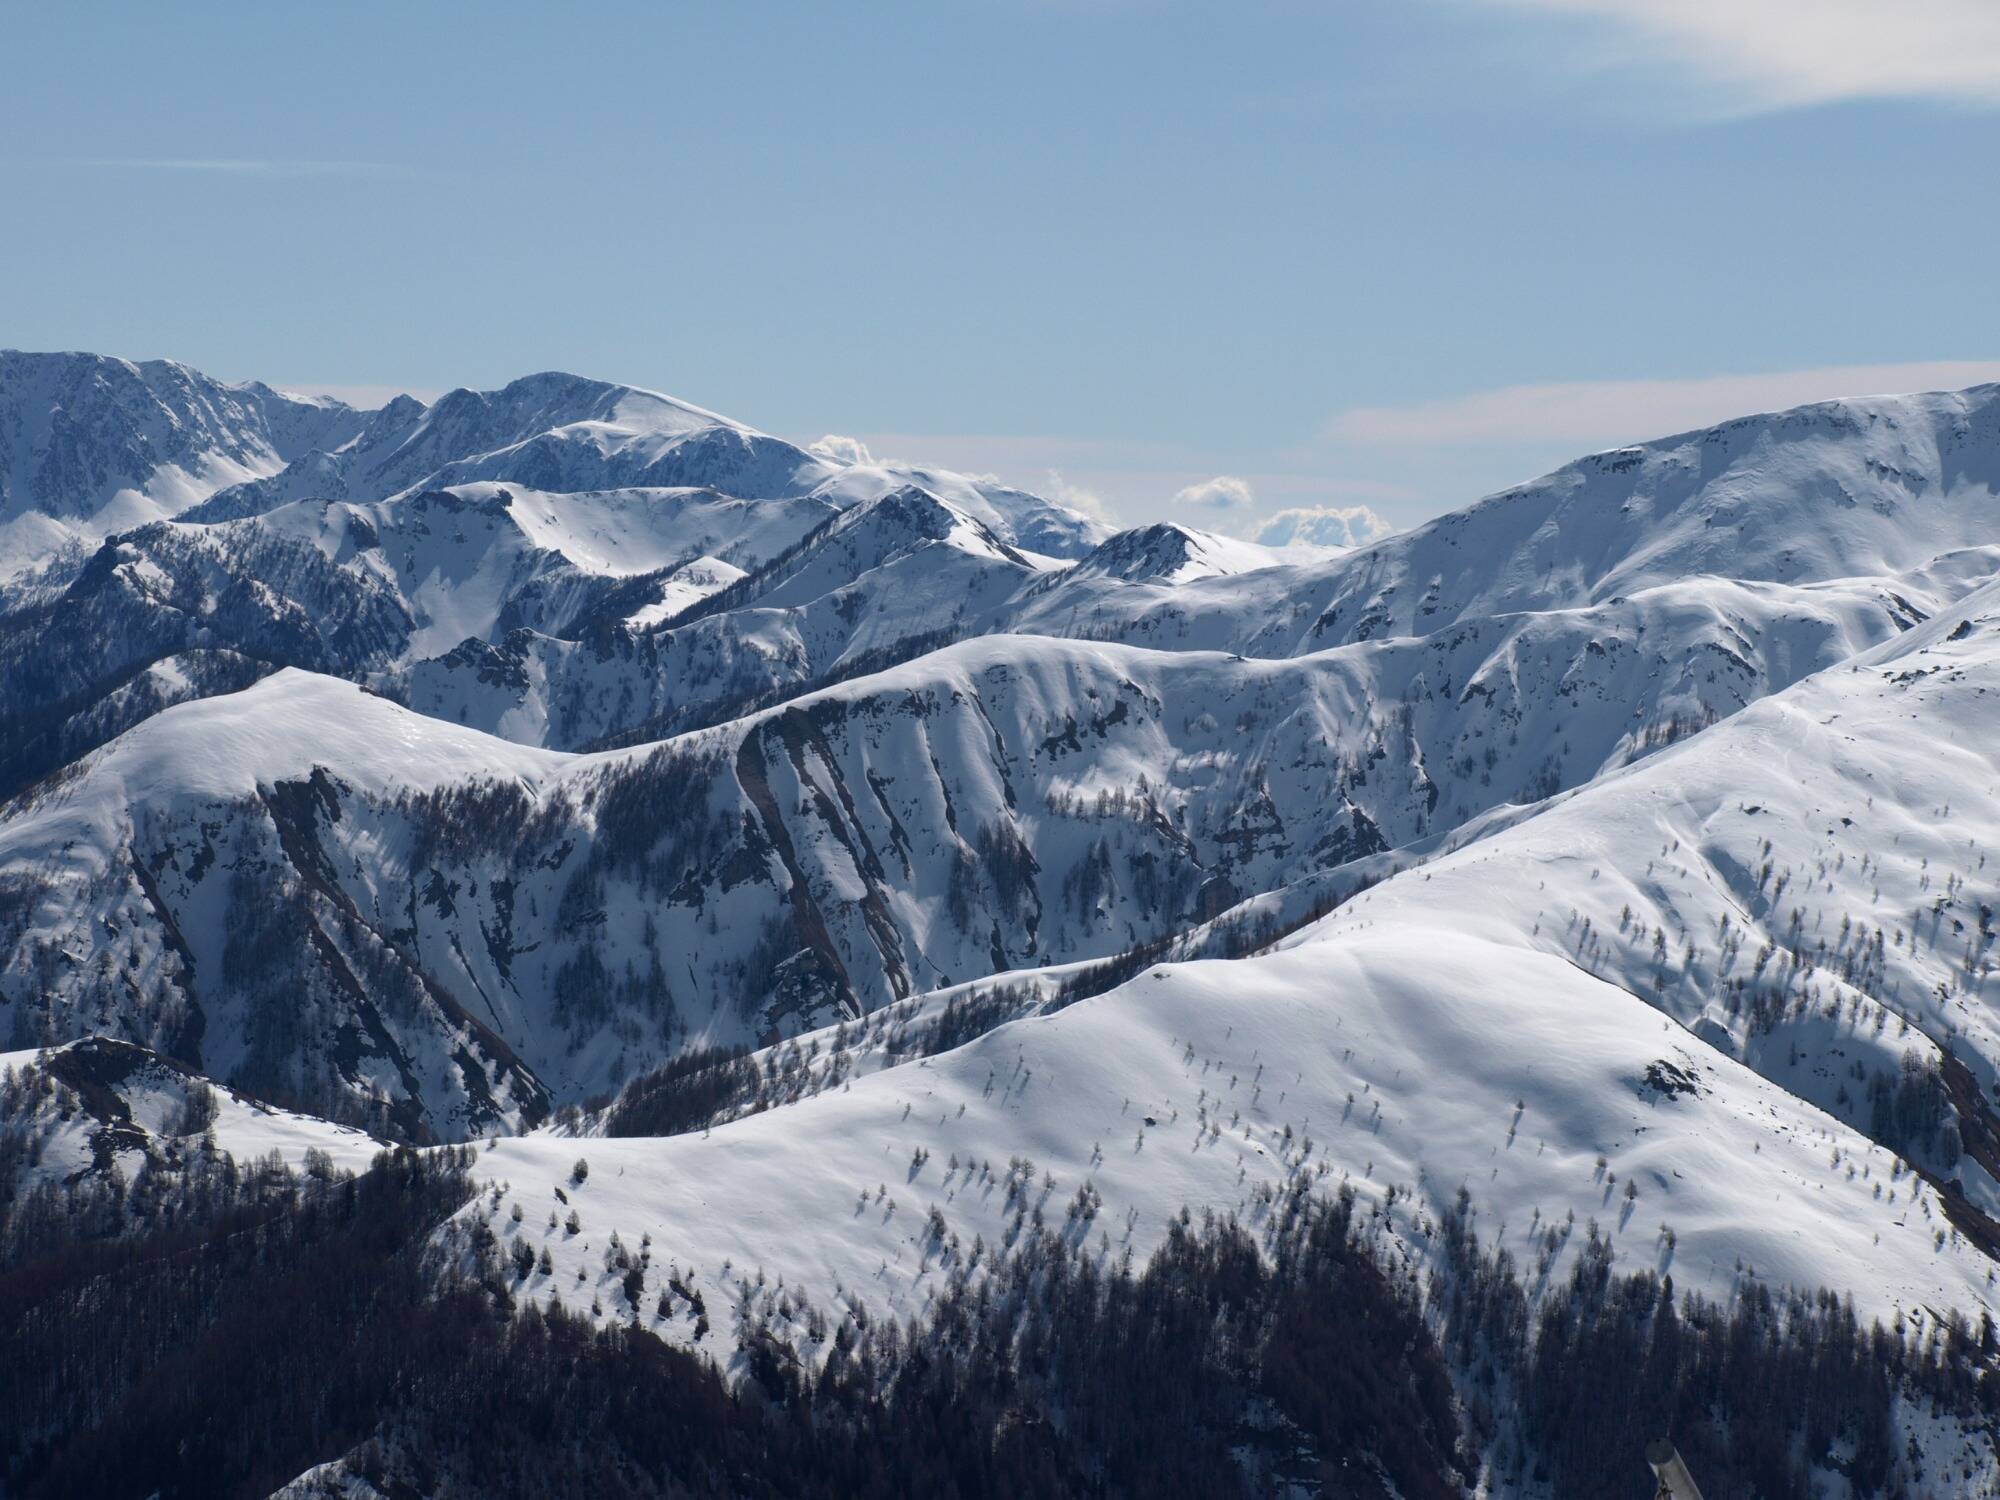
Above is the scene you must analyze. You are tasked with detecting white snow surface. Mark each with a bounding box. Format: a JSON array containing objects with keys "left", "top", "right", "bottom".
[
  {"left": 478, "top": 919, "right": 1990, "bottom": 1360},
  {"left": 447, "top": 573, "right": 2000, "bottom": 1360},
  {"left": 0, "top": 351, "right": 369, "bottom": 576},
  {"left": 13, "top": 669, "right": 570, "bottom": 819},
  {"left": 0, "top": 1039, "right": 385, "bottom": 1188},
  {"left": 8, "top": 362, "right": 2000, "bottom": 1458}
]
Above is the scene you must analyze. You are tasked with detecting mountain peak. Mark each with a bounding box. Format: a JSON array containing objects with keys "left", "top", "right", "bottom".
[{"left": 1072, "top": 521, "right": 1291, "bottom": 583}]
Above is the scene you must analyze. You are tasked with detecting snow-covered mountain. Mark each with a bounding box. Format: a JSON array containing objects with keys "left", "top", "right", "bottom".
[
  {"left": 181, "top": 373, "right": 806, "bottom": 520},
  {"left": 5, "top": 353, "right": 2000, "bottom": 1496},
  {"left": 420, "top": 567, "right": 2000, "bottom": 1493},
  {"left": 0, "top": 350, "right": 1116, "bottom": 793},
  {"left": 0, "top": 558, "right": 1920, "bottom": 1131},
  {"left": 172, "top": 367, "right": 1109, "bottom": 563},
  {"left": 383, "top": 486, "right": 1058, "bottom": 747},
  {"left": 0, "top": 1034, "right": 385, "bottom": 1194},
  {"left": 1028, "top": 386, "right": 2000, "bottom": 659},
  {"left": 0, "top": 351, "right": 367, "bottom": 576}
]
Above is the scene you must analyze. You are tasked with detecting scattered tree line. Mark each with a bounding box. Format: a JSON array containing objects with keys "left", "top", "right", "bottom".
[{"left": 2, "top": 1110, "right": 1996, "bottom": 1497}]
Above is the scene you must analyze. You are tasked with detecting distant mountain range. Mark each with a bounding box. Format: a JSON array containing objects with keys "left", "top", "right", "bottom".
[{"left": 4, "top": 351, "right": 1998, "bottom": 1496}]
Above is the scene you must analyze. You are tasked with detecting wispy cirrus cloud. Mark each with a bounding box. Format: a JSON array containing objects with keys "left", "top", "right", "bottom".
[
  {"left": 1329, "top": 360, "right": 2000, "bottom": 449},
  {"left": 80, "top": 157, "right": 416, "bottom": 179},
  {"left": 1470, "top": 0, "right": 2000, "bottom": 111}
]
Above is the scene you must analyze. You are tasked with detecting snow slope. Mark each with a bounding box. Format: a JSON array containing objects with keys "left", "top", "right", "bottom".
[
  {"left": 1290, "top": 574, "right": 2000, "bottom": 1215},
  {"left": 180, "top": 368, "right": 1107, "bottom": 560},
  {"left": 1021, "top": 387, "right": 2000, "bottom": 659},
  {"left": 810, "top": 458, "right": 1110, "bottom": 560},
  {"left": 0, "top": 1036, "right": 386, "bottom": 1190},
  {"left": 0, "top": 673, "right": 571, "bottom": 1138},
  {"left": 0, "top": 350, "right": 367, "bottom": 576},
  {"left": 446, "top": 580, "right": 2000, "bottom": 1375},
  {"left": 7, "top": 539, "right": 1983, "bottom": 1138},
  {"left": 0, "top": 482, "right": 838, "bottom": 794},
  {"left": 244, "top": 484, "right": 835, "bottom": 658},
  {"left": 184, "top": 373, "right": 772, "bottom": 518},
  {"left": 382, "top": 486, "right": 1061, "bottom": 747},
  {"left": 1058, "top": 522, "right": 1316, "bottom": 584},
  {"left": 473, "top": 909, "right": 1995, "bottom": 1361},
  {"left": 7, "top": 358, "right": 2000, "bottom": 1478}
]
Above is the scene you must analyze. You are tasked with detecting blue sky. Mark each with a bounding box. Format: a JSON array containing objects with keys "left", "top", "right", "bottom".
[{"left": 5, "top": 1, "right": 1999, "bottom": 538}]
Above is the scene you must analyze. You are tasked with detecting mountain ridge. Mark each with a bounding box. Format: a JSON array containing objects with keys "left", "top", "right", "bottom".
[{"left": 4, "top": 352, "right": 2000, "bottom": 1493}]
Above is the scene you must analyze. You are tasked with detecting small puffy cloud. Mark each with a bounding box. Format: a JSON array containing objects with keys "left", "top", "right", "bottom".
[
  {"left": 1169, "top": 475, "right": 1254, "bottom": 513},
  {"left": 1041, "top": 469, "right": 1115, "bottom": 522},
  {"left": 808, "top": 434, "right": 874, "bottom": 466},
  {"left": 1253, "top": 505, "right": 1396, "bottom": 550}
]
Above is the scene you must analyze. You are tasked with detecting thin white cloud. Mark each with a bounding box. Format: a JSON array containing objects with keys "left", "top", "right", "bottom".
[
  {"left": 1040, "top": 469, "right": 1116, "bottom": 522},
  {"left": 808, "top": 433, "right": 875, "bottom": 465},
  {"left": 1329, "top": 361, "right": 2000, "bottom": 449},
  {"left": 81, "top": 158, "right": 414, "bottom": 179},
  {"left": 849, "top": 431, "right": 1207, "bottom": 477},
  {"left": 1252, "top": 506, "right": 1396, "bottom": 549},
  {"left": 823, "top": 432, "right": 1415, "bottom": 524},
  {"left": 1169, "top": 475, "right": 1255, "bottom": 513},
  {"left": 1474, "top": 0, "right": 2000, "bottom": 109}
]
